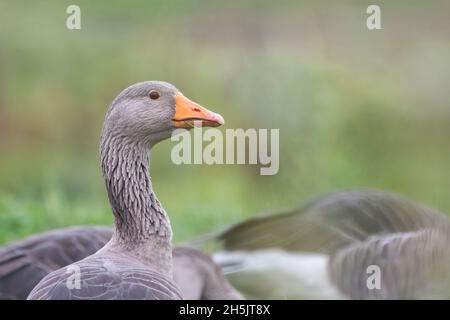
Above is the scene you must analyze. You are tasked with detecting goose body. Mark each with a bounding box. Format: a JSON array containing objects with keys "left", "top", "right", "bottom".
[
  {"left": 0, "top": 226, "right": 242, "bottom": 299},
  {"left": 212, "top": 189, "right": 450, "bottom": 299},
  {"left": 172, "top": 246, "right": 243, "bottom": 300},
  {"left": 0, "top": 226, "right": 111, "bottom": 299},
  {"left": 27, "top": 81, "right": 224, "bottom": 300}
]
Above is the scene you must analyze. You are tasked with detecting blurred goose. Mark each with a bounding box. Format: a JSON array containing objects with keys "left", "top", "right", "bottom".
[
  {"left": 27, "top": 81, "right": 224, "bottom": 299},
  {"left": 172, "top": 246, "right": 243, "bottom": 300},
  {"left": 0, "top": 226, "right": 242, "bottom": 299},
  {"left": 211, "top": 189, "right": 450, "bottom": 299}
]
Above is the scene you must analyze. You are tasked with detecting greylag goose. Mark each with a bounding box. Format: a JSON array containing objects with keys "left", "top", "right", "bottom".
[
  {"left": 211, "top": 189, "right": 450, "bottom": 299},
  {"left": 27, "top": 81, "right": 224, "bottom": 300},
  {"left": 0, "top": 226, "right": 242, "bottom": 299}
]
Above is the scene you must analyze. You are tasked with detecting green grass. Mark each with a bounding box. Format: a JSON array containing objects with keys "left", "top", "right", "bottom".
[{"left": 1, "top": 1, "right": 450, "bottom": 245}]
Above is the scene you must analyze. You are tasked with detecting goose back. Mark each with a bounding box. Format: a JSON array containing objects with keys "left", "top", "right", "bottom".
[
  {"left": 0, "top": 226, "right": 110, "bottom": 299},
  {"left": 28, "top": 253, "right": 181, "bottom": 300}
]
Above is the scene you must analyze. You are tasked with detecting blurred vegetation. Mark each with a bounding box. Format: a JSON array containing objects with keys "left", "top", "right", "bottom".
[{"left": 0, "top": 1, "right": 449, "bottom": 244}]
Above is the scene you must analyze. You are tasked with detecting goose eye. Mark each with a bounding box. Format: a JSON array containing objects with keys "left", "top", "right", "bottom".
[{"left": 149, "top": 91, "right": 160, "bottom": 100}]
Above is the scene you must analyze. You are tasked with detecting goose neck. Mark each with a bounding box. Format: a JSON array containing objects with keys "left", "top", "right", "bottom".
[{"left": 100, "top": 133, "right": 173, "bottom": 272}]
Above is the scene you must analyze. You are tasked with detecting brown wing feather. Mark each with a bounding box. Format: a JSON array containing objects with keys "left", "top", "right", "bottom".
[{"left": 0, "top": 226, "right": 112, "bottom": 299}]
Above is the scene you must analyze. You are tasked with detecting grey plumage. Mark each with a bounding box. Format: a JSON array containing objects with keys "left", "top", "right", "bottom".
[
  {"left": 29, "top": 255, "right": 180, "bottom": 300},
  {"left": 0, "top": 226, "right": 242, "bottom": 300},
  {"left": 173, "top": 246, "right": 243, "bottom": 300},
  {"left": 0, "top": 226, "right": 111, "bottom": 299},
  {"left": 212, "top": 189, "right": 450, "bottom": 299}
]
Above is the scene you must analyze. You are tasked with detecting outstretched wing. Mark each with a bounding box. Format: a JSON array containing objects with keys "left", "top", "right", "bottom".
[{"left": 214, "top": 189, "right": 448, "bottom": 254}]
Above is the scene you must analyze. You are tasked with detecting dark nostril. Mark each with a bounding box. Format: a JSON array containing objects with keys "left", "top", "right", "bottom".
[{"left": 193, "top": 108, "right": 201, "bottom": 112}]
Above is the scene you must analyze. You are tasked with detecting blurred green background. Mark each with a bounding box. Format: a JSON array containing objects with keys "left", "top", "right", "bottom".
[{"left": 0, "top": 0, "right": 449, "bottom": 244}]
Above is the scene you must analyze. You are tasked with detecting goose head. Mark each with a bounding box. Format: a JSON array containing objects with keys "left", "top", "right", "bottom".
[{"left": 103, "top": 81, "right": 224, "bottom": 145}]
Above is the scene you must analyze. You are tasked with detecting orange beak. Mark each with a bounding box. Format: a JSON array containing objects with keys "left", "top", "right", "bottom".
[{"left": 173, "top": 95, "right": 224, "bottom": 128}]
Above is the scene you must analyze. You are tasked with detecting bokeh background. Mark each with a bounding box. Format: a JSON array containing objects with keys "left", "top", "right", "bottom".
[{"left": 1, "top": 0, "right": 449, "bottom": 244}]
